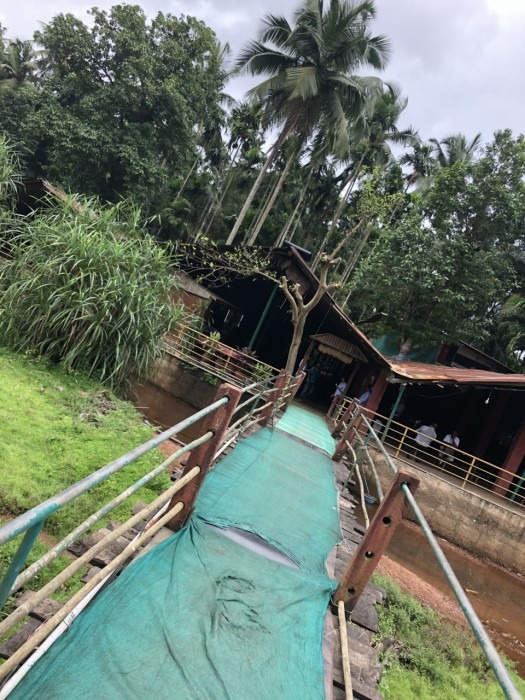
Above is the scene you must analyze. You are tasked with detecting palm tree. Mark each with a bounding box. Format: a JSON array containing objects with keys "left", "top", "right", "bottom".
[
  {"left": 0, "top": 39, "right": 39, "bottom": 89},
  {"left": 429, "top": 133, "right": 482, "bottom": 168},
  {"left": 312, "top": 83, "right": 416, "bottom": 268},
  {"left": 226, "top": 0, "right": 391, "bottom": 245},
  {"left": 399, "top": 142, "right": 436, "bottom": 190}
]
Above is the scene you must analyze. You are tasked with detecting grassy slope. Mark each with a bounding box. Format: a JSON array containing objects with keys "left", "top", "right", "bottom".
[
  {"left": 0, "top": 348, "right": 170, "bottom": 590},
  {"left": 374, "top": 574, "right": 525, "bottom": 699}
]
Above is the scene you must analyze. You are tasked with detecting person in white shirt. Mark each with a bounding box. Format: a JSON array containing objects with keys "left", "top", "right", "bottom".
[
  {"left": 327, "top": 378, "right": 347, "bottom": 418},
  {"left": 439, "top": 431, "right": 460, "bottom": 466},
  {"left": 414, "top": 423, "right": 437, "bottom": 461},
  {"left": 357, "top": 384, "right": 373, "bottom": 407}
]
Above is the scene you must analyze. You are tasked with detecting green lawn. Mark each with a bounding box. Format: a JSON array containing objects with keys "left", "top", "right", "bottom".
[{"left": 0, "top": 348, "right": 170, "bottom": 591}]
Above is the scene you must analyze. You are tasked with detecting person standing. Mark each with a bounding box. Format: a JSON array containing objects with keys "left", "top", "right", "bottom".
[
  {"left": 301, "top": 364, "right": 320, "bottom": 398},
  {"left": 357, "top": 384, "right": 373, "bottom": 407},
  {"left": 414, "top": 423, "right": 438, "bottom": 462},
  {"left": 439, "top": 431, "right": 460, "bottom": 469},
  {"left": 328, "top": 378, "right": 347, "bottom": 417}
]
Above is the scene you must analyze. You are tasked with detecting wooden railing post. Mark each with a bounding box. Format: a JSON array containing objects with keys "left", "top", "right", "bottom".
[
  {"left": 260, "top": 370, "right": 290, "bottom": 426},
  {"left": 281, "top": 371, "right": 306, "bottom": 412},
  {"left": 333, "top": 471, "right": 419, "bottom": 608},
  {"left": 167, "top": 383, "right": 242, "bottom": 531},
  {"left": 332, "top": 406, "right": 362, "bottom": 461},
  {"left": 331, "top": 399, "right": 357, "bottom": 438}
]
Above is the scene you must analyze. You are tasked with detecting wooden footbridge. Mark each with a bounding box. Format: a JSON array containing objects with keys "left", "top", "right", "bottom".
[{"left": 0, "top": 373, "right": 520, "bottom": 699}]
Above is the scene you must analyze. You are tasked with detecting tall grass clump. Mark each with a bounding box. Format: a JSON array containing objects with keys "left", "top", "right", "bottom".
[
  {"left": 0, "top": 133, "right": 20, "bottom": 206},
  {"left": 0, "top": 197, "right": 184, "bottom": 389}
]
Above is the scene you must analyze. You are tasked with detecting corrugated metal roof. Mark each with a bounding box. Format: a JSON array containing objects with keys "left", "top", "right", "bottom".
[
  {"left": 386, "top": 360, "right": 525, "bottom": 388},
  {"left": 310, "top": 333, "right": 367, "bottom": 362},
  {"left": 173, "top": 272, "right": 239, "bottom": 308}
]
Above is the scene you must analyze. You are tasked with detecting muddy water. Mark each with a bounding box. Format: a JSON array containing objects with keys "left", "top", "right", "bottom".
[
  {"left": 357, "top": 503, "right": 525, "bottom": 675},
  {"left": 131, "top": 381, "right": 204, "bottom": 445}
]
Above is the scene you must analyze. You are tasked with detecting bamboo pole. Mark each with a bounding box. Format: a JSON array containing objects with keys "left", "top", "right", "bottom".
[
  {"left": 0, "top": 468, "right": 200, "bottom": 640},
  {"left": 0, "top": 496, "right": 191, "bottom": 682},
  {"left": 11, "top": 435, "right": 211, "bottom": 594},
  {"left": 337, "top": 600, "right": 353, "bottom": 700}
]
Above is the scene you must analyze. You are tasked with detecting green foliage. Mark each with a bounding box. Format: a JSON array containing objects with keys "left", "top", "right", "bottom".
[
  {"left": 373, "top": 574, "right": 525, "bottom": 700},
  {"left": 349, "top": 205, "right": 506, "bottom": 351},
  {"left": 0, "top": 197, "right": 184, "bottom": 389},
  {"left": 253, "top": 362, "right": 273, "bottom": 382},
  {"left": 202, "top": 372, "right": 220, "bottom": 386},
  {"left": 0, "top": 5, "right": 226, "bottom": 211},
  {"left": 0, "top": 133, "right": 20, "bottom": 206},
  {"left": 0, "top": 347, "right": 169, "bottom": 546}
]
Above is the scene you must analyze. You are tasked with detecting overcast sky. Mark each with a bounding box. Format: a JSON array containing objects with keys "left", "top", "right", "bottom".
[{"left": 2, "top": 0, "right": 525, "bottom": 144}]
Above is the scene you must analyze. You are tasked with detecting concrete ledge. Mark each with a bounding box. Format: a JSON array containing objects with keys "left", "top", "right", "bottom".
[
  {"left": 149, "top": 353, "right": 218, "bottom": 409},
  {"left": 371, "top": 451, "right": 525, "bottom": 574}
]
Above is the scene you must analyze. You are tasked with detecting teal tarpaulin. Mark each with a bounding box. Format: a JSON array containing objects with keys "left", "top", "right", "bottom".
[
  {"left": 12, "top": 411, "right": 341, "bottom": 699},
  {"left": 12, "top": 521, "right": 335, "bottom": 699},
  {"left": 275, "top": 405, "right": 336, "bottom": 455},
  {"left": 196, "top": 427, "right": 340, "bottom": 574}
]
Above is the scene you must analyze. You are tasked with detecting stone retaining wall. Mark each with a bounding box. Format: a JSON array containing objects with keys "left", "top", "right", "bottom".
[
  {"left": 149, "top": 352, "right": 218, "bottom": 409},
  {"left": 371, "top": 451, "right": 525, "bottom": 574}
]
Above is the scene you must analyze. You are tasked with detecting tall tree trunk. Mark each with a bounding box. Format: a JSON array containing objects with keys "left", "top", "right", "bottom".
[
  {"left": 311, "top": 149, "right": 368, "bottom": 272},
  {"left": 340, "top": 224, "right": 373, "bottom": 285},
  {"left": 275, "top": 166, "right": 314, "bottom": 247},
  {"left": 175, "top": 151, "right": 201, "bottom": 201},
  {"left": 285, "top": 311, "right": 307, "bottom": 375},
  {"left": 226, "top": 127, "right": 292, "bottom": 245},
  {"left": 202, "top": 144, "right": 243, "bottom": 236},
  {"left": 244, "top": 177, "right": 278, "bottom": 243},
  {"left": 399, "top": 336, "right": 413, "bottom": 356},
  {"left": 247, "top": 154, "right": 295, "bottom": 245},
  {"left": 192, "top": 196, "right": 215, "bottom": 242},
  {"left": 280, "top": 262, "right": 332, "bottom": 376}
]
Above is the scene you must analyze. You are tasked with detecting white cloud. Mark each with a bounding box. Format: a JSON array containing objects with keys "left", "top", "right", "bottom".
[{"left": 3, "top": 0, "right": 525, "bottom": 142}]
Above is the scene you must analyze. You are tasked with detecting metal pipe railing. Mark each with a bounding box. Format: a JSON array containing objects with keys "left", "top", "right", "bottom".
[
  {"left": 0, "top": 397, "right": 228, "bottom": 611},
  {"left": 164, "top": 325, "right": 279, "bottom": 388},
  {"left": 0, "top": 368, "right": 303, "bottom": 685},
  {"left": 344, "top": 406, "right": 524, "bottom": 511},
  {"left": 10, "top": 432, "right": 213, "bottom": 595},
  {"left": 0, "top": 397, "right": 228, "bottom": 548},
  {"left": 0, "top": 492, "right": 193, "bottom": 684},
  {"left": 348, "top": 410, "right": 521, "bottom": 700},
  {"left": 0, "top": 467, "right": 201, "bottom": 641}
]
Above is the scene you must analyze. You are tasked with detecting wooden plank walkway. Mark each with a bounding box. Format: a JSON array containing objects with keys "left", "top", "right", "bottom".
[{"left": 329, "top": 457, "right": 384, "bottom": 700}]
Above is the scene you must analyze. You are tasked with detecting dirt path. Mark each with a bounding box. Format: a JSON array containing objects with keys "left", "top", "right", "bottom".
[{"left": 376, "top": 555, "right": 465, "bottom": 624}]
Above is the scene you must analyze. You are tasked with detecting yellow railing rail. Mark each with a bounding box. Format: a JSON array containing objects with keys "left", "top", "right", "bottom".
[
  {"left": 163, "top": 325, "right": 280, "bottom": 388},
  {"left": 332, "top": 401, "right": 524, "bottom": 511}
]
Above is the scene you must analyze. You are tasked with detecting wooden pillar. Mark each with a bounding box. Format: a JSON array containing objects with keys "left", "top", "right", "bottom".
[
  {"left": 493, "top": 417, "right": 525, "bottom": 497},
  {"left": 298, "top": 341, "right": 315, "bottom": 371},
  {"left": 167, "top": 383, "right": 242, "bottom": 531},
  {"left": 351, "top": 373, "right": 389, "bottom": 437},
  {"left": 260, "top": 370, "right": 290, "bottom": 426},
  {"left": 281, "top": 371, "right": 306, "bottom": 412},
  {"left": 364, "top": 374, "right": 388, "bottom": 416},
  {"left": 472, "top": 391, "right": 509, "bottom": 459},
  {"left": 333, "top": 471, "right": 419, "bottom": 608}
]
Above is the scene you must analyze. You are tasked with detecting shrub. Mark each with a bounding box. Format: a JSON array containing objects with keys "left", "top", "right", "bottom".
[{"left": 0, "top": 198, "right": 186, "bottom": 389}]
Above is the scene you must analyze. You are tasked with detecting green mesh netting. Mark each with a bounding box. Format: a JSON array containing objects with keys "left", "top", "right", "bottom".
[
  {"left": 275, "top": 405, "right": 336, "bottom": 455},
  {"left": 196, "top": 426, "right": 340, "bottom": 574},
  {"left": 11, "top": 413, "right": 340, "bottom": 699}
]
